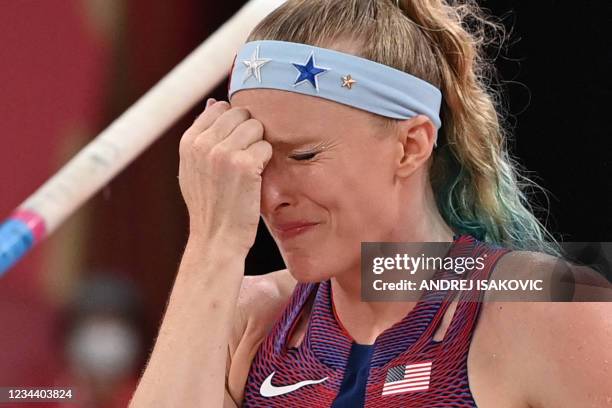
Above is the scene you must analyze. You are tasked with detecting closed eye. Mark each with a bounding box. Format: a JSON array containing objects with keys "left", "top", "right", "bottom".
[{"left": 290, "top": 151, "right": 319, "bottom": 161}]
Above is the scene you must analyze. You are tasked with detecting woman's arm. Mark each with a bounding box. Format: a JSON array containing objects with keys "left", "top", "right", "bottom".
[
  {"left": 129, "top": 98, "right": 272, "bottom": 407},
  {"left": 129, "top": 237, "right": 244, "bottom": 407}
]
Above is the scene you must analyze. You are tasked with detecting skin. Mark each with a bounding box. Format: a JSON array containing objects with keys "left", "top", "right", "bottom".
[
  {"left": 233, "top": 88, "right": 454, "bottom": 339},
  {"left": 228, "top": 90, "right": 612, "bottom": 407},
  {"left": 130, "top": 89, "right": 612, "bottom": 407}
]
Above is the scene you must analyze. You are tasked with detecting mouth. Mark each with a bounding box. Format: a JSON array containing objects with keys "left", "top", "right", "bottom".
[{"left": 271, "top": 221, "right": 320, "bottom": 241}]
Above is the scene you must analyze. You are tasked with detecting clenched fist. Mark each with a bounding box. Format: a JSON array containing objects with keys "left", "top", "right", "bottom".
[{"left": 178, "top": 98, "right": 272, "bottom": 255}]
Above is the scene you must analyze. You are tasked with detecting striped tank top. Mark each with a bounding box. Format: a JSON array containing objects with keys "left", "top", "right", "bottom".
[{"left": 242, "top": 234, "right": 510, "bottom": 407}]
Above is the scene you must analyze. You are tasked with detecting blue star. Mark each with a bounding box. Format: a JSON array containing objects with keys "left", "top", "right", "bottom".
[{"left": 292, "top": 52, "right": 329, "bottom": 91}]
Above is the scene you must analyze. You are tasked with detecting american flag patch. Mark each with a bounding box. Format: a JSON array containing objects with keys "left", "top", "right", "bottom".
[{"left": 382, "top": 361, "right": 432, "bottom": 396}]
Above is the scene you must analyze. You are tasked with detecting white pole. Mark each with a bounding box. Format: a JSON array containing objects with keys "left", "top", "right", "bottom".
[{"left": 0, "top": 0, "right": 287, "bottom": 276}]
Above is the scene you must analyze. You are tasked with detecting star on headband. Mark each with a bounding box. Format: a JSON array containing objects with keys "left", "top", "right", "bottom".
[
  {"left": 242, "top": 45, "right": 271, "bottom": 83},
  {"left": 341, "top": 74, "right": 357, "bottom": 89},
  {"left": 292, "top": 52, "right": 329, "bottom": 91},
  {"left": 229, "top": 40, "right": 443, "bottom": 132}
]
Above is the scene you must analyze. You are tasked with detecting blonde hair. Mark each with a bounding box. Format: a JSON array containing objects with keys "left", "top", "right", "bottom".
[{"left": 248, "top": 0, "right": 559, "bottom": 254}]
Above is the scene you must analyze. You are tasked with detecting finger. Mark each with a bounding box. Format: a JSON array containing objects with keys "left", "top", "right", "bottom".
[
  {"left": 180, "top": 101, "right": 229, "bottom": 152},
  {"left": 219, "top": 119, "right": 264, "bottom": 151},
  {"left": 206, "top": 107, "right": 251, "bottom": 143},
  {"left": 245, "top": 140, "right": 273, "bottom": 173},
  {"left": 189, "top": 100, "right": 231, "bottom": 135}
]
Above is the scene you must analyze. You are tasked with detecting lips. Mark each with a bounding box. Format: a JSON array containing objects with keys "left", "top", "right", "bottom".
[{"left": 271, "top": 221, "right": 320, "bottom": 240}]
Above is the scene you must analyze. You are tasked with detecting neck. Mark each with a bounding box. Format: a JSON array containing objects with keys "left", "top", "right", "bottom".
[{"left": 330, "top": 179, "right": 454, "bottom": 345}]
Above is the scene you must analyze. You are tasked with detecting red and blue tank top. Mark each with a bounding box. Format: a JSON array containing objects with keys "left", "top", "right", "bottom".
[{"left": 242, "top": 234, "right": 510, "bottom": 407}]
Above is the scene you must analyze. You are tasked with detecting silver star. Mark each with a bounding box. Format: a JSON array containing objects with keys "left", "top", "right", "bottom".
[{"left": 242, "top": 45, "right": 271, "bottom": 83}]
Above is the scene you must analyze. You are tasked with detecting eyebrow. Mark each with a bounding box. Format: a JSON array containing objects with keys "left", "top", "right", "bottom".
[{"left": 264, "top": 130, "right": 322, "bottom": 149}]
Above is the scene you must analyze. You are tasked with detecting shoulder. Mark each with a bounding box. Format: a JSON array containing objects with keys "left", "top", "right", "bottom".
[
  {"left": 231, "top": 269, "right": 297, "bottom": 351},
  {"left": 226, "top": 269, "right": 297, "bottom": 405},
  {"left": 239, "top": 268, "right": 298, "bottom": 307},
  {"left": 487, "top": 248, "right": 610, "bottom": 301},
  {"left": 238, "top": 269, "right": 297, "bottom": 325},
  {"left": 476, "top": 250, "right": 612, "bottom": 406},
  {"left": 490, "top": 249, "right": 560, "bottom": 282}
]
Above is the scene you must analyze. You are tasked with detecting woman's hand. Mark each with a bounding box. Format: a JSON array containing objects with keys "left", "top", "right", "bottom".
[
  {"left": 131, "top": 103, "right": 265, "bottom": 406},
  {"left": 178, "top": 98, "right": 272, "bottom": 255}
]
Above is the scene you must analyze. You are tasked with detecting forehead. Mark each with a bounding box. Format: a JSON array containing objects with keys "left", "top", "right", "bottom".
[{"left": 230, "top": 89, "right": 381, "bottom": 145}]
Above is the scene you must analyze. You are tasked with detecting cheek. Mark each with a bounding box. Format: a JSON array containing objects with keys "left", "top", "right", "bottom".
[
  {"left": 284, "top": 157, "right": 396, "bottom": 279},
  {"left": 295, "top": 165, "right": 342, "bottom": 211},
  {"left": 290, "top": 140, "right": 396, "bottom": 230},
  {"left": 338, "top": 151, "right": 395, "bottom": 215},
  {"left": 318, "top": 160, "right": 395, "bottom": 238}
]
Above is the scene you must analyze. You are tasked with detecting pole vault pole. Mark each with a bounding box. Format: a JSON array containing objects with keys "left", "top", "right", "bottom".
[{"left": 0, "top": 0, "right": 287, "bottom": 276}]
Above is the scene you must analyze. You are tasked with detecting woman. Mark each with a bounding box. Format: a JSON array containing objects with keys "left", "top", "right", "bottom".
[{"left": 130, "top": 0, "right": 612, "bottom": 407}]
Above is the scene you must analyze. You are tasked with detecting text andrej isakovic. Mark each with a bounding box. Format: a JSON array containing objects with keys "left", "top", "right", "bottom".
[{"left": 371, "top": 254, "right": 544, "bottom": 292}]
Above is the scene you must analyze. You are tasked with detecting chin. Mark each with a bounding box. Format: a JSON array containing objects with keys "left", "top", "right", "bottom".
[
  {"left": 283, "top": 254, "right": 330, "bottom": 283},
  {"left": 285, "top": 260, "right": 326, "bottom": 283},
  {"left": 283, "top": 253, "right": 334, "bottom": 283}
]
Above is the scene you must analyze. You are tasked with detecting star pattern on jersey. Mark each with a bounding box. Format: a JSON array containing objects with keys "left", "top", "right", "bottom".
[
  {"left": 292, "top": 52, "right": 329, "bottom": 91},
  {"left": 242, "top": 45, "right": 271, "bottom": 83}
]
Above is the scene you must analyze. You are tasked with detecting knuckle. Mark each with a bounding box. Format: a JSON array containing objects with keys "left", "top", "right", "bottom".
[
  {"left": 244, "top": 119, "right": 264, "bottom": 135},
  {"left": 256, "top": 140, "right": 273, "bottom": 157},
  {"left": 209, "top": 144, "right": 229, "bottom": 162},
  {"left": 262, "top": 140, "right": 273, "bottom": 153},
  {"left": 206, "top": 101, "right": 230, "bottom": 118},
  {"left": 203, "top": 125, "right": 222, "bottom": 140},
  {"left": 229, "top": 152, "right": 249, "bottom": 169},
  {"left": 178, "top": 137, "right": 190, "bottom": 154},
  {"left": 230, "top": 107, "right": 251, "bottom": 120},
  {"left": 179, "top": 137, "right": 195, "bottom": 156},
  {"left": 181, "top": 127, "right": 195, "bottom": 138},
  {"left": 179, "top": 127, "right": 197, "bottom": 143},
  {"left": 192, "top": 136, "right": 214, "bottom": 152}
]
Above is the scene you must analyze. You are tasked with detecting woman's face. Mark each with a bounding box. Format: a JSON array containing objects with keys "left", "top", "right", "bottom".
[{"left": 231, "top": 89, "right": 410, "bottom": 282}]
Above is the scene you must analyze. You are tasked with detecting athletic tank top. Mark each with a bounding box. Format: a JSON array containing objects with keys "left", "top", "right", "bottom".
[{"left": 242, "top": 234, "right": 510, "bottom": 407}]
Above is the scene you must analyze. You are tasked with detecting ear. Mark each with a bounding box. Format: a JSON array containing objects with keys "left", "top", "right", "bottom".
[{"left": 394, "top": 115, "right": 437, "bottom": 178}]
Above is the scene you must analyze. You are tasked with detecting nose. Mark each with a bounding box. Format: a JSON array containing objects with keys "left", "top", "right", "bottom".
[{"left": 261, "top": 156, "right": 295, "bottom": 215}]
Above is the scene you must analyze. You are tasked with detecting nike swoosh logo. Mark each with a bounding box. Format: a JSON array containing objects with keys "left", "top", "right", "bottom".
[{"left": 260, "top": 371, "right": 328, "bottom": 397}]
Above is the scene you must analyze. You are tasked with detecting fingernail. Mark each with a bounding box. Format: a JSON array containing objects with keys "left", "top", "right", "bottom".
[{"left": 206, "top": 98, "right": 217, "bottom": 108}]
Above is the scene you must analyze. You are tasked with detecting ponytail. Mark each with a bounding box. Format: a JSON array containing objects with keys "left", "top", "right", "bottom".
[
  {"left": 397, "top": 0, "right": 559, "bottom": 253},
  {"left": 250, "top": 0, "right": 560, "bottom": 254}
]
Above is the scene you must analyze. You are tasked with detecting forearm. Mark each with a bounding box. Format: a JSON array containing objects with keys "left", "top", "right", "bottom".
[{"left": 130, "top": 237, "right": 245, "bottom": 407}]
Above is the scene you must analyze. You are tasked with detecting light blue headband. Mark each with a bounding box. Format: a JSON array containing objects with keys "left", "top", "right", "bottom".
[{"left": 228, "top": 40, "right": 443, "bottom": 133}]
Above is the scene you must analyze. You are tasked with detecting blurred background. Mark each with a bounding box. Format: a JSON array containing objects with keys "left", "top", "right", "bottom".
[{"left": 0, "top": 0, "right": 609, "bottom": 407}]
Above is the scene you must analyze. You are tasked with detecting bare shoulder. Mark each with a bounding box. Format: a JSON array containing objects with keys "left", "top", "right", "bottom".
[
  {"left": 480, "top": 249, "right": 612, "bottom": 337},
  {"left": 238, "top": 269, "right": 297, "bottom": 326},
  {"left": 239, "top": 268, "right": 298, "bottom": 305},
  {"left": 226, "top": 269, "right": 297, "bottom": 405},
  {"left": 472, "top": 250, "right": 612, "bottom": 407},
  {"left": 230, "top": 269, "right": 297, "bottom": 352},
  {"left": 490, "top": 249, "right": 562, "bottom": 283},
  {"left": 486, "top": 249, "right": 611, "bottom": 301}
]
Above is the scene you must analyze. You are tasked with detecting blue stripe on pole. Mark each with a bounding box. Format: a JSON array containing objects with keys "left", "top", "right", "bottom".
[{"left": 0, "top": 219, "right": 35, "bottom": 277}]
